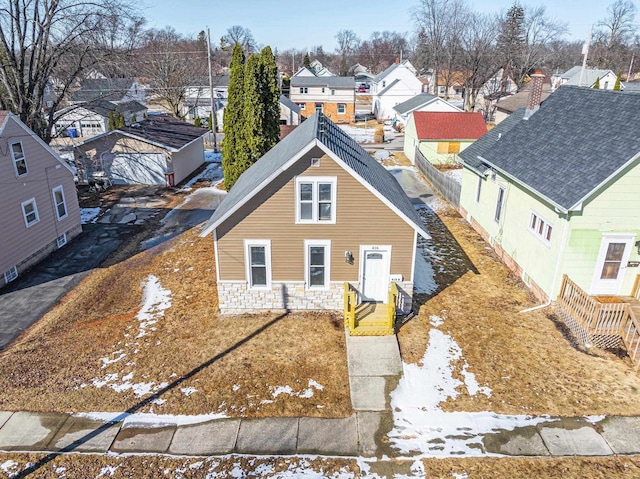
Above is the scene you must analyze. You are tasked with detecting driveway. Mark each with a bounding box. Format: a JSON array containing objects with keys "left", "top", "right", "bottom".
[
  {"left": 0, "top": 186, "right": 224, "bottom": 351},
  {"left": 388, "top": 167, "right": 436, "bottom": 206}
]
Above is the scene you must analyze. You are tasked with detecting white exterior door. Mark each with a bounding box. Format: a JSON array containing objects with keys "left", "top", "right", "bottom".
[
  {"left": 590, "top": 234, "right": 635, "bottom": 295},
  {"left": 361, "top": 246, "right": 391, "bottom": 302}
]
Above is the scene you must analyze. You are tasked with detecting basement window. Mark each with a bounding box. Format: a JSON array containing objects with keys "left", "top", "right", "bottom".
[{"left": 4, "top": 266, "right": 18, "bottom": 283}]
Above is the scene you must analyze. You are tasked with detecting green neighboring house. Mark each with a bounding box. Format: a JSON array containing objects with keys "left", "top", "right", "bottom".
[
  {"left": 458, "top": 85, "right": 640, "bottom": 301},
  {"left": 403, "top": 111, "right": 486, "bottom": 165}
]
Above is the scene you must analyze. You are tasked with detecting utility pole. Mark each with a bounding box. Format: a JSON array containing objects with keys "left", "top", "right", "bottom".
[
  {"left": 207, "top": 26, "right": 218, "bottom": 150},
  {"left": 578, "top": 26, "right": 592, "bottom": 87},
  {"left": 628, "top": 53, "right": 635, "bottom": 82}
]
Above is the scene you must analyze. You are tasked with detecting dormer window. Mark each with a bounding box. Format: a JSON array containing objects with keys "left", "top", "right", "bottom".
[
  {"left": 10, "top": 142, "right": 27, "bottom": 177},
  {"left": 296, "top": 177, "right": 337, "bottom": 224}
]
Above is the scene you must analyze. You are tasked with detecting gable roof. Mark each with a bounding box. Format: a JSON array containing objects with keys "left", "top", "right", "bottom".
[
  {"left": 79, "top": 115, "right": 207, "bottom": 152},
  {"left": 495, "top": 87, "right": 552, "bottom": 114},
  {"left": 201, "top": 113, "right": 429, "bottom": 238},
  {"left": 279, "top": 94, "right": 301, "bottom": 114},
  {"left": 373, "top": 60, "right": 416, "bottom": 83},
  {"left": 70, "top": 78, "right": 138, "bottom": 103},
  {"left": 412, "top": 111, "right": 487, "bottom": 140},
  {"left": 394, "top": 93, "right": 450, "bottom": 115},
  {"left": 560, "top": 66, "right": 615, "bottom": 87},
  {"left": 468, "top": 86, "right": 640, "bottom": 211},
  {"left": 458, "top": 108, "right": 526, "bottom": 170},
  {"left": 290, "top": 76, "right": 355, "bottom": 88}
]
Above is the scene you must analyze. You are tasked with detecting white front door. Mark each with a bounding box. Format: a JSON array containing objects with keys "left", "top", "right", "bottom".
[
  {"left": 361, "top": 247, "right": 390, "bottom": 303},
  {"left": 590, "top": 234, "right": 635, "bottom": 295}
]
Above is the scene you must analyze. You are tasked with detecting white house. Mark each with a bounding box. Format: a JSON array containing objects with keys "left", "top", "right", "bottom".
[
  {"left": 53, "top": 100, "right": 147, "bottom": 139},
  {"left": 371, "top": 60, "right": 423, "bottom": 120},
  {"left": 279, "top": 95, "right": 301, "bottom": 125},
  {"left": 551, "top": 66, "right": 619, "bottom": 90},
  {"left": 392, "top": 93, "right": 461, "bottom": 125},
  {"left": 68, "top": 78, "right": 146, "bottom": 105}
]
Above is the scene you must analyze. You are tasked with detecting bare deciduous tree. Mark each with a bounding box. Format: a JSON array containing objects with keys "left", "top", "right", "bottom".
[
  {"left": 0, "top": 0, "right": 142, "bottom": 142},
  {"left": 221, "top": 25, "right": 257, "bottom": 54},
  {"left": 335, "top": 29, "right": 360, "bottom": 75},
  {"left": 593, "top": 0, "right": 637, "bottom": 71}
]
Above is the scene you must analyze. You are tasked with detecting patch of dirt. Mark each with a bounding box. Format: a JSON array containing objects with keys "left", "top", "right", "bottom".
[
  {"left": 77, "top": 185, "right": 175, "bottom": 209},
  {"left": 381, "top": 151, "right": 413, "bottom": 168},
  {"left": 398, "top": 204, "right": 640, "bottom": 417},
  {"left": 0, "top": 228, "right": 351, "bottom": 418}
]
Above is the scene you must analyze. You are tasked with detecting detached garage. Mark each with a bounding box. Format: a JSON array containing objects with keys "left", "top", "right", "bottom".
[{"left": 74, "top": 115, "right": 207, "bottom": 186}]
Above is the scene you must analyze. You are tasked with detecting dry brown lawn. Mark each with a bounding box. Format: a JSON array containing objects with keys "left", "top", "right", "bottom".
[
  {"left": 381, "top": 151, "right": 413, "bottom": 168},
  {"left": 398, "top": 206, "right": 640, "bottom": 417},
  {"left": 2, "top": 453, "right": 640, "bottom": 478},
  {"left": 0, "top": 228, "right": 351, "bottom": 417}
]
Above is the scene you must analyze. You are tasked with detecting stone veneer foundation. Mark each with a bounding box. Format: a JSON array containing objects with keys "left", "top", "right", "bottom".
[{"left": 217, "top": 280, "right": 414, "bottom": 315}]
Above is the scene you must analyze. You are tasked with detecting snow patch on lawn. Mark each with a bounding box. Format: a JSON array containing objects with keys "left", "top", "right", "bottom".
[
  {"left": 443, "top": 168, "right": 463, "bottom": 184},
  {"left": 97, "top": 465, "right": 119, "bottom": 477},
  {"left": 181, "top": 386, "right": 198, "bottom": 397},
  {"left": 80, "top": 207, "right": 101, "bottom": 224},
  {"left": 338, "top": 125, "right": 375, "bottom": 143},
  {"left": 0, "top": 460, "right": 18, "bottom": 475},
  {"left": 387, "top": 312, "right": 559, "bottom": 457},
  {"left": 136, "top": 275, "right": 172, "bottom": 339},
  {"left": 179, "top": 162, "right": 223, "bottom": 192},
  {"left": 271, "top": 379, "right": 324, "bottom": 399}
]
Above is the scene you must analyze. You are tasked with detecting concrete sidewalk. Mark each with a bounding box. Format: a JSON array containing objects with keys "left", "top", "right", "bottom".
[{"left": 1, "top": 410, "right": 639, "bottom": 458}]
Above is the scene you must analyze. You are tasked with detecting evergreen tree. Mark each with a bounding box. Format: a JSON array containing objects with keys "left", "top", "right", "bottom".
[
  {"left": 130, "top": 113, "right": 137, "bottom": 123},
  {"left": 236, "top": 54, "right": 262, "bottom": 179},
  {"left": 260, "top": 46, "right": 281, "bottom": 154},
  {"left": 194, "top": 117, "right": 202, "bottom": 127},
  {"left": 303, "top": 52, "right": 311, "bottom": 69},
  {"left": 207, "top": 113, "right": 212, "bottom": 130},
  {"left": 222, "top": 43, "right": 246, "bottom": 189},
  {"left": 143, "top": 111, "right": 147, "bottom": 120},
  {"left": 594, "top": 76, "right": 601, "bottom": 89},
  {"left": 497, "top": 4, "right": 525, "bottom": 89},
  {"left": 108, "top": 111, "right": 115, "bottom": 131},
  {"left": 614, "top": 73, "right": 622, "bottom": 90}
]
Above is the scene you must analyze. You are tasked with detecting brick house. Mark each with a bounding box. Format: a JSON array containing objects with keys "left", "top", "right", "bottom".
[{"left": 289, "top": 76, "right": 356, "bottom": 123}]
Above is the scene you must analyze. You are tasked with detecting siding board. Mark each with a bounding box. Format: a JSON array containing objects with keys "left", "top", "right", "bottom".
[{"left": 217, "top": 147, "right": 415, "bottom": 283}]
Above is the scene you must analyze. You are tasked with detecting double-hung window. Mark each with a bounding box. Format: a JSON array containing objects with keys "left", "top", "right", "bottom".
[
  {"left": 21, "top": 198, "right": 39, "bottom": 227},
  {"left": 337, "top": 103, "right": 346, "bottom": 114},
  {"left": 305, "top": 240, "right": 331, "bottom": 289},
  {"left": 52, "top": 186, "right": 68, "bottom": 220},
  {"left": 10, "top": 142, "right": 28, "bottom": 177},
  {"left": 244, "top": 240, "right": 271, "bottom": 289},
  {"left": 494, "top": 186, "right": 505, "bottom": 223},
  {"left": 529, "top": 212, "right": 553, "bottom": 244},
  {"left": 296, "top": 177, "right": 336, "bottom": 223}
]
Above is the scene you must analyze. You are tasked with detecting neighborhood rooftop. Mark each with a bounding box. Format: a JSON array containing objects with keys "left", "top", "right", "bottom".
[
  {"left": 412, "top": 111, "right": 487, "bottom": 140},
  {"left": 69, "top": 78, "right": 137, "bottom": 103},
  {"left": 279, "top": 94, "right": 301, "bottom": 114},
  {"left": 290, "top": 76, "right": 356, "bottom": 88},
  {"left": 393, "top": 93, "right": 439, "bottom": 115},
  {"left": 468, "top": 86, "right": 640, "bottom": 210},
  {"left": 202, "top": 113, "right": 428, "bottom": 237},
  {"left": 116, "top": 115, "right": 208, "bottom": 150},
  {"left": 560, "top": 66, "right": 614, "bottom": 87}
]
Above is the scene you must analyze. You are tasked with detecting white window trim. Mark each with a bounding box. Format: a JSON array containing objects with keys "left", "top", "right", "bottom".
[
  {"left": 295, "top": 176, "right": 337, "bottom": 224},
  {"left": 57, "top": 233, "right": 67, "bottom": 248},
  {"left": 52, "top": 185, "right": 68, "bottom": 221},
  {"left": 244, "top": 239, "right": 272, "bottom": 290},
  {"left": 494, "top": 185, "right": 505, "bottom": 223},
  {"left": 528, "top": 210, "right": 553, "bottom": 245},
  {"left": 337, "top": 103, "right": 346, "bottom": 114},
  {"left": 10, "top": 141, "right": 28, "bottom": 178},
  {"left": 4, "top": 266, "right": 18, "bottom": 283},
  {"left": 304, "top": 239, "right": 331, "bottom": 290},
  {"left": 21, "top": 198, "right": 40, "bottom": 228},
  {"left": 475, "top": 175, "right": 482, "bottom": 203}
]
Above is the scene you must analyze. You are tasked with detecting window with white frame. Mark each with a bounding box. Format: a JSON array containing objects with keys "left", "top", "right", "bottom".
[
  {"left": 10, "top": 142, "right": 28, "bottom": 177},
  {"left": 494, "top": 186, "right": 505, "bottom": 223},
  {"left": 56, "top": 233, "right": 67, "bottom": 248},
  {"left": 529, "top": 212, "right": 553, "bottom": 244},
  {"left": 4, "top": 266, "right": 18, "bottom": 283},
  {"left": 305, "top": 240, "right": 331, "bottom": 288},
  {"left": 21, "top": 198, "right": 39, "bottom": 227},
  {"left": 296, "top": 177, "right": 337, "bottom": 223},
  {"left": 475, "top": 175, "right": 482, "bottom": 203},
  {"left": 52, "top": 185, "right": 68, "bottom": 220},
  {"left": 244, "top": 240, "right": 271, "bottom": 288},
  {"left": 337, "top": 103, "right": 346, "bottom": 114},
  {"left": 297, "top": 103, "right": 306, "bottom": 110}
]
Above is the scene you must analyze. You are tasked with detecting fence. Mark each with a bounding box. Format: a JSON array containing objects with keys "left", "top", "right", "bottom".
[{"left": 414, "top": 147, "right": 461, "bottom": 206}]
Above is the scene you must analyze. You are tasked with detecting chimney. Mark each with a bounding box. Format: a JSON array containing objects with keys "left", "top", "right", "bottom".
[
  {"left": 524, "top": 71, "right": 545, "bottom": 120},
  {"left": 395, "top": 58, "right": 400, "bottom": 64}
]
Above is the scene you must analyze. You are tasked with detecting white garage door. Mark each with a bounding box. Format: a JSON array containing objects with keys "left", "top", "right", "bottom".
[{"left": 108, "top": 153, "right": 167, "bottom": 185}]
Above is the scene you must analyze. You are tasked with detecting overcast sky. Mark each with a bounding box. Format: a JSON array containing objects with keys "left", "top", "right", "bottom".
[{"left": 143, "top": 0, "right": 625, "bottom": 51}]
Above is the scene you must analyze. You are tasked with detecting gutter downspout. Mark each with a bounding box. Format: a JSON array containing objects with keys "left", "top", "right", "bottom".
[{"left": 519, "top": 211, "right": 571, "bottom": 313}]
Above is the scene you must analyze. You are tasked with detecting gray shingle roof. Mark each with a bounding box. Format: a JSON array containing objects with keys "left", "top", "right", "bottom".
[
  {"left": 458, "top": 109, "right": 525, "bottom": 170},
  {"left": 393, "top": 93, "right": 439, "bottom": 115},
  {"left": 290, "top": 76, "right": 355, "bottom": 88},
  {"left": 279, "top": 94, "right": 301, "bottom": 114},
  {"left": 376, "top": 79, "right": 400, "bottom": 97},
  {"left": 466, "top": 86, "right": 640, "bottom": 210},
  {"left": 561, "top": 66, "right": 614, "bottom": 87},
  {"left": 70, "top": 78, "right": 137, "bottom": 103},
  {"left": 202, "top": 113, "right": 428, "bottom": 237},
  {"left": 373, "top": 63, "right": 399, "bottom": 83},
  {"left": 115, "top": 115, "right": 207, "bottom": 151}
]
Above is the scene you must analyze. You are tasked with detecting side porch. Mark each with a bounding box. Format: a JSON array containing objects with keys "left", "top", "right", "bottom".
[{"left": 555, "top": 274, "right": 640, "bottom": 367}]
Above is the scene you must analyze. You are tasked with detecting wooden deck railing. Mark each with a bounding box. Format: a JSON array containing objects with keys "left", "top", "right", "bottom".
[
  {"left": 343, "top": 282, "right": 357, "bottom": 332},
  {"left": 557, "top": 274, "right": 640, "bottom": 368},
  {"left": 387, "top": 282, "right": 399, "bottom": 330}
]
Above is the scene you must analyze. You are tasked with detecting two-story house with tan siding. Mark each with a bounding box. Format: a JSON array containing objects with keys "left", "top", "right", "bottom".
[
  {"left": 201, "top": 113, "right": 429, "bottom": 317},
  {"left": 289, "top": 77, "right": 356, "bottom": 123},
  {"left": 0, "top": 111, "right": 81, "bottom": 288}
]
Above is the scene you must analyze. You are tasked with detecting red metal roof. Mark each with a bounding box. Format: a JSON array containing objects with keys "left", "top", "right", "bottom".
[{"left": 412, "top": 111, "right": 487, "bottom": 140}]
